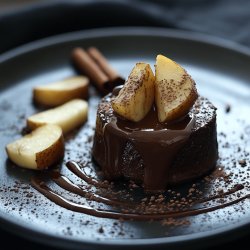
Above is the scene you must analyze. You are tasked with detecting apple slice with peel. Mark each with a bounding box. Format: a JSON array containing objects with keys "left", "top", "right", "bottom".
[
  {"left": 33, "top": 76, "right": 89, "bottom": 107},
  {"left": 155, "top": 55, "right": 198, "bottom": 122},
  {"left": 112, "top": 63, "right": 155, "bottom": 122},
  {"left": 27, "top": 99, "right": 88, "bottom": 134},
  {"left": 6, "top": 124, "right": 64, "bottom": 170}
]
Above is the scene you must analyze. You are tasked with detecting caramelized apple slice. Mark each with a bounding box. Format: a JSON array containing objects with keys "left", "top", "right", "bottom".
[
  {"left": 155, "top": 55, "right": 198, "bottom": 122},
  {"left": 6, "top": 124, "right": 64, "bottom": 170},
  {"left": 27, "top": 99, "right": 88, "bottom": 134},
  {"left": 112, "top": 63, "right": 155, "bottom": 122},
  {"left": 33, "top": 76, "right": 89, "bottom": 107}
]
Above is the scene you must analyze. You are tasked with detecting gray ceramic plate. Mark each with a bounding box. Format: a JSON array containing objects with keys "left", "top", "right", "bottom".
[{"left": 0, "top": 27, "right": 250, "bottom": 250}]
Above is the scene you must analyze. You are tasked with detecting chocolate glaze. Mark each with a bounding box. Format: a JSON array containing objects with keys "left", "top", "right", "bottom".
[
  {"left": 49, "top": 171, "right": 126, "bottom": 207},
  {"left": 92, "top": 94, "right": 218, "bottom": 191},
  {"left": 31, "top": 162, "right": 249, "bottom": 221}
]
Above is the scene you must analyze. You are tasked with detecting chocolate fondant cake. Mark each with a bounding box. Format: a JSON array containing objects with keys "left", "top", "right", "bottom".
[
  {"left": 92, "top": 91, "right": 218, "bottom": 191},
  {"left": 92, "top": 55, "right": 218, "bottom": 191}
]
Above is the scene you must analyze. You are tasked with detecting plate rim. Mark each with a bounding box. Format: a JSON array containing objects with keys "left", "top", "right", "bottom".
[
  {"left": 1, "top": 26, "right": 250, "bottom": 63},
  {"left": 1, "top": 26, "right": 250, "bottom": 249}
]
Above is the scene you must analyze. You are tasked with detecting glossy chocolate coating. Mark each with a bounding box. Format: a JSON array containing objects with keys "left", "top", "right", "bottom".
[{"left": 92, "top": 92, "right": 218, "bottom": 191}]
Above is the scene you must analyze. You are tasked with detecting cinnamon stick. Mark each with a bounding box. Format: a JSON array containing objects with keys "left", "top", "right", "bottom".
[
  {"left": 72, "top": 48, "right": 109, "bottom": 93},
  {"left": 87, "top": 47, "right": 120, "bottom": 82},
  {"left": 72, "top": 47, "right": 124, "bottom": 95}
]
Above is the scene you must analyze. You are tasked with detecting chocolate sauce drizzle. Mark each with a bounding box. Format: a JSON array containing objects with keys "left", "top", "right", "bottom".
[
  {"left": 101, "top": 102, "right": 196, "bottom": 191},
  {"left": 31, "top": 161, "right": 250, "bottom": 221}
]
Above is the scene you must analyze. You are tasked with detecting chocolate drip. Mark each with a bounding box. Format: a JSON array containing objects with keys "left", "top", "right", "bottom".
[
  {"left": 31, "top": 165, "right": 250, "bottom": 221},
  {"left": 66, "top": 161, "right": 106, "bottom": 188},
  {"left": 103, "top": 108, "right": 195, "bottom": 191},
  {"left": 198, "top": 184, "right": 244, "bottom": 203},
  {"left": 50, "top": 172, "right": 125, "bottom": 207}
]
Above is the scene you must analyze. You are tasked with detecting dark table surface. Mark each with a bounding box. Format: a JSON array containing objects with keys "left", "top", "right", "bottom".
[{"left": 1, "top": 1, "right": 250, "bottom": 249}]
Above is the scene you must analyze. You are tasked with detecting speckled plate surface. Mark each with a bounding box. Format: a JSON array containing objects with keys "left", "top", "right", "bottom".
[{"left": 0, "top": 27, "right": 250, "bottom": 250}]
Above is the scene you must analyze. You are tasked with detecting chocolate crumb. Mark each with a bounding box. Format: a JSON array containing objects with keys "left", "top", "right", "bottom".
[
  {"left": 225, "top": 104, "right": 231, "bottom": 113},
  {"left": 239, "top": 159, "right": 247, "bottom": 167},
  {"left": 98, "top": 226, "right": 104, "bottom": 234}
]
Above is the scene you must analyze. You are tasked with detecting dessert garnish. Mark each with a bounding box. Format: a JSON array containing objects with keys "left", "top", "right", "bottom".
[
  {"left": 112, "top": 63, "right": 155, "bottom": 122},
  {"left": 27, "top": 99, "right": 88, "bottom": 134},
  {"left": 31, "top": 160, "right": 248, "bottom": 221},
  {"left": 155, "top": 55, "right": 198, "bottom": 122},
  {"left": 6, "top": 124, "right": 64, "bottom": 170},
  {"left": 6, "top": 99, "right": 88, "bottom": 170},
  {"left": 72, "top": 47, "right": 124, "bottom": 95},
  {"left": 33, "top": 76, "right": 89, "bottom": 107}
]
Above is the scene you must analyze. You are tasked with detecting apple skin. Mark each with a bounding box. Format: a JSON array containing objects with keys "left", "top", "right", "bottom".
[
  {"left": 155, "top": 54, "right": 198, "bottom": 122},
  {"left": 112, "top": 63, "right": 155, "bottom": 122},
  {"left": 6, "top": 124, "right": 64, "bottom": 170},
  {"left": 33, "top": 76, "right": 89, "bottom": 107},
  {"left": 27, "top": 99, "right": 88, "bottom": 134}
]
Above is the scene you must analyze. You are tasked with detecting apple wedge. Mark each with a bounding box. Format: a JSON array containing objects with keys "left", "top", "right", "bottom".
[
  {"left": 33, "top": 76, "right": 89, "bottom": 107},
  {"left": 6, "top": 124, "right": 64, "bottom": 170},
  {"left": 27, "top": 99, "right": 88, "bottom": 134},
  {"left": 155, "top": 55, "right": 198, "bottom": 122},
  {"left": 111, "top": 63, "right": 155, "bottom": 122}
]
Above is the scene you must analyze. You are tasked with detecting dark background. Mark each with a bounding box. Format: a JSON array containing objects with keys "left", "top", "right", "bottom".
[
  {"left": 1, "top": 0, "right": 250, "bottom": 249},
  {"left": 1, "top": 0, "right": 250, "bottom": 55}
]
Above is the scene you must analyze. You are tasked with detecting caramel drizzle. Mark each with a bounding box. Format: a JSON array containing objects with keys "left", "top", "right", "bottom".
[{"left": 31, "top": 161, "right": 250, "bottom": 221}]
